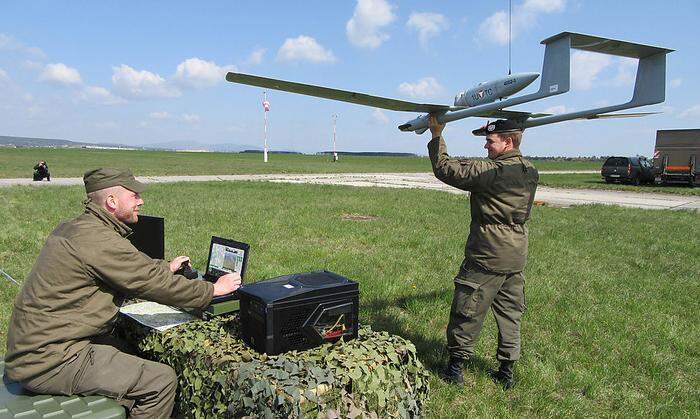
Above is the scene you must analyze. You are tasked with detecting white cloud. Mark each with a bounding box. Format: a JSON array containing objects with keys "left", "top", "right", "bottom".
[
  {"left": 477, "top": 11, "right": 510, "bottom": 45},
  {"left": 173, "top": 58, "right": 236, "bottom": 88},
  {"left": 0, "top": 34, "right": 11, "bottom": 49},
  {"left": 407, "top": 12, "right": 448, "bottom": 46},
  {"left": 613, "top": 57, "right": 637, "bottom": 87},
  {"left": 80, "top": 85, "right": 124, "bottom": 105},
  {"left": 543, "top": 105, "right": 567, "bottom": 114},
  {"left": 246, "top": 48, "right": 266, "bottom": 66},
  {"left": 25, "top": 47, "right": 46, "bottom": 60},
  {"left": 112, "top": 64, "right": 181, "bottom": 99},
  {"left": 39, "top": 63, "right": 83, "bottom": 86},
  {"left": 346, "top": 0, "right": 396, "bottom": 49},
  {"left": 398, "top": 77, "right": 444, "bottom": 99},
  {"left": 0, "top": 33, "right": 46, "bottom": 60},
  {"left": 571, "top": 51, "right": 612, "bottom": 90},
  {"left": 22, "top": 60, "right": 42, "bottom": 71},
  {"left": 679, "top": 104, "right": 700, "bottom": 119},
  {"left": 182, "top": 113, "right": 200, "bottom": 124},
  {"left": 277, "top": 36, "right": 336, "bottom": 63},
  {"left": 0, "top": 68, "right": 9, "bottom": 84},
  {"left": 149, "top": 111, "right": 171, "bottom": 120},
  {"left": 523, "top": 0, "right": 566, "bottom": 13},
  {"left": 371, "top": 108, "right": 390, "bottom": 124},
  {"left": 671, "top": 78, "right": 682, "bottom": 88},
  {"left": 477, "top": 0, "right": 566, "bottom": 45}
]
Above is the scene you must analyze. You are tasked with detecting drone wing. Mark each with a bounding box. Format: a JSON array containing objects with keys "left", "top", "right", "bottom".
[
  {"left": 474, "top": 109, "right": 659, "bottom": 128},
  {"left": 226, "top": 72, "right": 450, "bottom": 113},
  {"left": 472, "top": 109, "right": 551, "bottom": 120},
  {"left": 584, "top": 111, "right": 661, "bottom": 119}
]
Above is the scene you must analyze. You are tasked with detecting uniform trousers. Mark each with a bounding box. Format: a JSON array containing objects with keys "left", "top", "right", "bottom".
[
  {"left": 447, "top": 261, "right": 526, "bottom": 362},
  {"left": 21, "top": 336, "right": 177, "bottom": 419}
]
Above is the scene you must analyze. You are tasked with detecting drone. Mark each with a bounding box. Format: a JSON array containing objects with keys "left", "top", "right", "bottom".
[{"left": 226, "top": 32, "right": 673, "bottom": 134}]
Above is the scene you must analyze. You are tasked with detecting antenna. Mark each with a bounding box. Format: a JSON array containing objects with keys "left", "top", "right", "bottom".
[{"left": 508, "top": 0, "right": 512, "bottom": 75}]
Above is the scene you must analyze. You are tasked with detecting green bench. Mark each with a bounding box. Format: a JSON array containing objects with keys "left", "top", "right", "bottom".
[{"left": 0, "top": 361, "right": 124, "bottom": 419}]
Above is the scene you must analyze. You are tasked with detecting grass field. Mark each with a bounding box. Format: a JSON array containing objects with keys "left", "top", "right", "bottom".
[
  {"left": 0, "top": 147, "right": 601, "bottom": 178},
  {"left": 539, "top": 173, "right": 700, "bottom": 196},
  {"left": 8, "top": 147, "right": 699, "bottom": 196},
  {"left": 1, "top": 182, "right": 698, "bottom": 417}
]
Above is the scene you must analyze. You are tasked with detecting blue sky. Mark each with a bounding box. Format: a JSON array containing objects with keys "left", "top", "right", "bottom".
[{"left": 1, "top": 0, "right": 698, "bottom": 156}]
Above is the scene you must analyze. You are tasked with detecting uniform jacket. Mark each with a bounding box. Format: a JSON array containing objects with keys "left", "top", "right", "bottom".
[
  {"left": 5, "top": 201, "right": 214, "bottom": 382},
  {"left": 428, "top": 136, "right": 539, "bottom": 274}
]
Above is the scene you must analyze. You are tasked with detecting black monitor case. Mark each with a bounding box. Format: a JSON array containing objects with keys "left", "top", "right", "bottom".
[{"left": 239, "top": 270, "right": 359, "bottom": 355}]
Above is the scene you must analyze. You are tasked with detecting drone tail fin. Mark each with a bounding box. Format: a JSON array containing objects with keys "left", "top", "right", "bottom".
[
  {"left": 522, "top": 33, "right": 674, "bottom": 129},
  {"left": 536, "top": 33, "right": 571, "bottom": 97}
]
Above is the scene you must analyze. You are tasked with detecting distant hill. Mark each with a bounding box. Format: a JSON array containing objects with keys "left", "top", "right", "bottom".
[
  {"left": 0, "top": 135, "right": 260, "bottom": 152},
  {"left": 318, "top": 151, "right": 418, "bottom": 157},
  {"left": 241, "top": 149, "right": 303, "bottom": 155},
  {"left": 0, "top": 135, "right": 135, "bottom": 149},
  {"left": 142, "top": 140, "right": 259, "bottom": 152}
]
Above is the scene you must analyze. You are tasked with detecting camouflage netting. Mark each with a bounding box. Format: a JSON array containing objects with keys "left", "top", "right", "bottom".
[{"left": 119, "top": 315, "right": 430, "bottom": 418}]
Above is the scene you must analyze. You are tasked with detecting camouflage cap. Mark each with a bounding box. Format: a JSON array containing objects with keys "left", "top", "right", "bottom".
[
  {"left": 83, "top": 168, "right": 147, "bottom": 193},
  {"left": 472, "top": 119, "right": 523, "bottom": 136}
]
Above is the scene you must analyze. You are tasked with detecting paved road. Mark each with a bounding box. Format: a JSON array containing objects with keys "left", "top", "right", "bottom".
[{"left": 2, "top": 173, "right": 698, "bottom": 211}]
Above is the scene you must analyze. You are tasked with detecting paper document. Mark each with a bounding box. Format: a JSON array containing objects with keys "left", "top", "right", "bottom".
[{"left": 119, "top": 301, "right": 197, "bottom": 332}]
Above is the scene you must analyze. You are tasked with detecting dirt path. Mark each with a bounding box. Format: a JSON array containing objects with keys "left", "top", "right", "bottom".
[{"left": 2, "top": 173, "right": 698, "bottom": 211}]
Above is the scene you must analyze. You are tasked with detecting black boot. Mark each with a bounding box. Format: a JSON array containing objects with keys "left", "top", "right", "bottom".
[
  {"left": 488, "top": 361, "right": 516, "bottom": 390},
  {"left": 441, "top": 357, "right": 465, "bottom": 384}
]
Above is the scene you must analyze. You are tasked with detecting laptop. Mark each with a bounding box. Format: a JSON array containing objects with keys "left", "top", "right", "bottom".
[
  {"left": 200, "top": 236, "right": 250, "bottom": 303},
  {"left": 128, "top": 215, "right": 165, "bottom": 260}
]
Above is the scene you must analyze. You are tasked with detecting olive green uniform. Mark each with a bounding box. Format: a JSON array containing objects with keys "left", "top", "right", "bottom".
[
  {"left": 5, "top": 200, "right": 214, "bottom": 418},
  {"left": 428, "top": 136, "right": 538, "bottom": 362}
]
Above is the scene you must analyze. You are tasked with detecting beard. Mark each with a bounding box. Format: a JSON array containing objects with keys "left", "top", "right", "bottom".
[{"left": 115, "top": 206, "right": 139, "bottom": 224}]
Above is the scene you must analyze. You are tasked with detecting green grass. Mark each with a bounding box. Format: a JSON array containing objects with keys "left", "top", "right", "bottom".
[
  {"left": 1, "top": 182, "right": 698, "bottom": 417},
  {"left": 540, "top": 173, "right": 700, "bottom": 196},
  {"left": 0, "top": 147, "right": 602, "bottom": 178}
]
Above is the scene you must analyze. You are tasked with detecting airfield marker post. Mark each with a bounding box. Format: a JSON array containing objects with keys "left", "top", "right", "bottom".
[
  {"left": 332, "top": 113, "right": 338, "bottom": 162},
  {"left": 263, "top": 91, "right": 269, "bottom": 163}
]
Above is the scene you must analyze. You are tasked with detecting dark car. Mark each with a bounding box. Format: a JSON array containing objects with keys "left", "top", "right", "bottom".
[{"left": 601, "top": 156, "right": 654, "bottom": 185}]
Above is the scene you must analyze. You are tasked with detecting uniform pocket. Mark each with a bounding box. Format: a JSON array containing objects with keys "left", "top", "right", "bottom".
[{"left": 452, "top": 281, "right": 481, "bottom": 319}]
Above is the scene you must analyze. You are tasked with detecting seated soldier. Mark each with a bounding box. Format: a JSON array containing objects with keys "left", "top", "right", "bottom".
[
  {"left": 4, "top": 168, "right": 241, "bottom": 419},
  {"left": 33, "top": 160, "right": 50, "bottom": 181}
]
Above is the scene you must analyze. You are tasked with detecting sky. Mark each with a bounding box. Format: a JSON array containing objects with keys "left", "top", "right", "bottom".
[{"left": 1, "top": 0, "right": 698, "bottom": 156}]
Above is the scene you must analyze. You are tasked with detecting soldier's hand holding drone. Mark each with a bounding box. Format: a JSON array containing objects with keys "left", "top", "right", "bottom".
[{"left": 428, "top": 114, "right": 445, "bottom": 138}]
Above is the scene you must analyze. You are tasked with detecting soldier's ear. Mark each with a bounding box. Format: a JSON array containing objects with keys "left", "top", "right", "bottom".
[{"left": 105, "top": 194, "right": 118, "bottom": 211}]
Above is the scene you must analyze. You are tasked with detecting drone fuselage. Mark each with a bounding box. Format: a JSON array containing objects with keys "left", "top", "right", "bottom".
[{"left": 454, "top": 72, "right": 540, "bottom": 107}]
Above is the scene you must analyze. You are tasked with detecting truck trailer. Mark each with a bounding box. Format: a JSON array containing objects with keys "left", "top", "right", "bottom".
[{"left": 653, "top": 129, "right": 700, "bottom": 186}]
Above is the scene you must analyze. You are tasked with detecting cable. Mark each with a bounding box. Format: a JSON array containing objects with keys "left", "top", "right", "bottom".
[{"left": 1, "top": 268, "right": 20, "bottom": 286}]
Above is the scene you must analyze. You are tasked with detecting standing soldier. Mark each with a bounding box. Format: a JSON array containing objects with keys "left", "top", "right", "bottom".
[{"left": 427, "top": 116, "right": 538, "bottom": 389}]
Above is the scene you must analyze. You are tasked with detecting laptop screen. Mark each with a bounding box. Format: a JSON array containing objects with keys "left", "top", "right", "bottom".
[
  {"left": 128, "top": 215, "right": 165, "bottom": 260},
  {"left": 206, "top": 237, "right": 250, "bottom": 279}
]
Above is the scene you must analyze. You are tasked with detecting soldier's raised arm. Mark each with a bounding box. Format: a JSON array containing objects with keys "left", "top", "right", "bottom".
[{"left": 427, "top": 115, "right": 488, "bottom": 192}]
